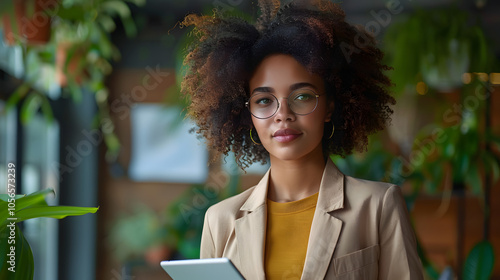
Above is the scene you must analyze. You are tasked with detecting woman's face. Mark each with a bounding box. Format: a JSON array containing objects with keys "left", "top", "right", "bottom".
[{"left": 249, "top": 54, "right": 333, "bottom": 163}]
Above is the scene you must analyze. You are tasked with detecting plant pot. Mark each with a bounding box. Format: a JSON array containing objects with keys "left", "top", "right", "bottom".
[
  {"left": 55, "top": 42, "right": 88, "bottom": 86},
  {"left": 420, "top": 40, "right": 470, "bottom": 92},
  {"left": 2, "top": 0, "right": 55, "bottom": 45},
  {"left": 144, "top": 245, "right": 171, "bottom": 266}
]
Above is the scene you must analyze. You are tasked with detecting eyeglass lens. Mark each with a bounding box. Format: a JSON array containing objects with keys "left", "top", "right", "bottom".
[{"left": 248, "top": 89, "right": 319, "bottom": 119}]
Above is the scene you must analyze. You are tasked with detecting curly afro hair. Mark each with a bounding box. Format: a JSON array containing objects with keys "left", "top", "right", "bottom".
[{"left": 181, "top": 0, "right": 395, "bottom": 170}]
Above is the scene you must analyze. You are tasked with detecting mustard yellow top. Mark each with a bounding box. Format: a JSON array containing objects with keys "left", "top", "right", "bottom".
[{"left": 264, "top": 192, "right": 319, "bottom": 280}]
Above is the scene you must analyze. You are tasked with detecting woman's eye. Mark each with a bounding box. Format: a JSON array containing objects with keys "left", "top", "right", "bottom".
[
  {"left": 294, "top": 93, "right": 314, "bottom": 101},
  {"left": 256, "top": 98, "right": 272, "bottom": 105}
]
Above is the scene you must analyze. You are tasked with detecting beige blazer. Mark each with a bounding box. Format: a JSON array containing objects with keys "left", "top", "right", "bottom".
[{"left": 200, "top": 160, "right": 424, "bottom": 279}]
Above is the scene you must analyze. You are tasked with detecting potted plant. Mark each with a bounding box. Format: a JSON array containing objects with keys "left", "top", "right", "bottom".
[
  {"left": 160, "top": 171, "right": 241, "bottom": 260},
  {"left": 383, "top": 7, "right": 495, "bottom": 94},
  {"left": 108, "top": 204, "right": 171, "bottom": 267},
  {"left": 0, "top": 188, "right": 98, "bottom": 280},
  {"left": 2, "top": 0, "right": 145, "bottom": 161},
  {"left": 0, "top": 0, "right": 55, "bottom": 45},
  {"left": 382, "top": 6, "right": 499, "bottom": 278}
]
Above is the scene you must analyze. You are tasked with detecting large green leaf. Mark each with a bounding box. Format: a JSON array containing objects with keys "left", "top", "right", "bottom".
[
  {"left": 0, "top": 189, "right": 97, "bottom": 226},
  {"left": 463, "top": 241, "right": 495, "bottom": 280},
  {"left": 13, "top": 189, "right": 53, "bottom": 211},
  {"left": 0, "top": 225, "right": 34, "bottom": 280},
  {"left": 0, "top": 226, "right": 10, "bottom": 279},
  {"left": 0, "top": 199, "right": 17, "bottom": 229},
  {"left": 14, "top": 206, "right": 98, "bottom": 223},
  {"left": 0, "top": 195, "right": 24, "bottom": 203},
  {"left": 0, "top": 189, "right": 53, "bottom": 228},
  {"left": 0, "top": 188, "right": 98, "bottom": 279}
]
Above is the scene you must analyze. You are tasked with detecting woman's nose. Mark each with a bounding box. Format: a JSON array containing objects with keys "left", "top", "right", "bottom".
[{"left": 274, "top": 98, "right": 295, "bottom": 122}]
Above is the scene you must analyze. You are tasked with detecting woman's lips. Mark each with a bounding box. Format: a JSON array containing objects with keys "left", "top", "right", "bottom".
[{"left": 272, "top": 128, "right": 302, "bottom": 143}]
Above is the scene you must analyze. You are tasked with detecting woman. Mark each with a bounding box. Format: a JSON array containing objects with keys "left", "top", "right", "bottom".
[{"left": 181, "top": 0, "right": 423, "bottom": 279}]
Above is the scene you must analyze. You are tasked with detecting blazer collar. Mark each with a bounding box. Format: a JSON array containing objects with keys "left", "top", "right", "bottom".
[
  {"left": 235, "top": 169, "right": 269, "bottom": 279},
  {"left": 301, "top": 159, "right": 345, "bottom": 279},
  {"left": 317, "top": 159, "right": 344, "bottom": 212},
  {"left": 240, "top": 168, "right": 270, "bottom": 212},
  {"left": 235, "top": 159, "right": 345, "bottom": 280},
  {"left": 239, "top": 159, "right": 344, "bottom": 213}
]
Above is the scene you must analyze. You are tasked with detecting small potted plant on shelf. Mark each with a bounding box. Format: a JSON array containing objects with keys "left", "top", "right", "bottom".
[{"left": 108, "top": 204, "right": 171, "bottom": 267}]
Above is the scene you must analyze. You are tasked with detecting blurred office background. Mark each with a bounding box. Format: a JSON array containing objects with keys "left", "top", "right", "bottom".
[{"left": 0, "top": 0, "right": 499, "bottom": 279}]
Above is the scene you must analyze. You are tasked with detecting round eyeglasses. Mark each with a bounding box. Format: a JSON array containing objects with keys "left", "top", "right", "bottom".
[{"left": 246, "top": 89, "right": 323, "bottom": 119}]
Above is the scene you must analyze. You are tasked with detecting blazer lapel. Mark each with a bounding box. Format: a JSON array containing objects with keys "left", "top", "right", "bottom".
[
  {"left": 301, "top": 160, "right": 345, "bottom": 280},
  {"left": 235, "top": 170, "right": 270, "bottom": 280}
]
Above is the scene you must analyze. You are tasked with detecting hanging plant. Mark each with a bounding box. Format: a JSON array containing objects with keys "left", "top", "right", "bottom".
[
  {"left": 2, "top": 0, "right": 146, "bottom": 162},
  {"left": 383, "top": 7, "right": 495, "bottom": 94},
  {"left": 1, "top": 0, "right": 55, "bottom": 45}
]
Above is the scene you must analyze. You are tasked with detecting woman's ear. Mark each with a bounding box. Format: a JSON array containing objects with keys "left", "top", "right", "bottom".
[{"left": 325, "top": 101, "right": 335, "bottom": 122}]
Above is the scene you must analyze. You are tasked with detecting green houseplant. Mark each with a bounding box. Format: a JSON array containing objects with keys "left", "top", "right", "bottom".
[
  {"left": 383, "top": 7, "right": 494, "bottom": 94},
  {"left": 108, "top": 203, "right": 168, "bottom": 265},
  {"left": 407, "top": 78, "right": 498, "bottom": 280},
  {"left": 106, "top": 174, "right": 242, "bottom": 266},
  {"left": 162, "top": 172, "right": 241, "bottom": 260},
  {"left": 382, "top": 6, "right": 499, "bottom": 279},
  {"left": 0, "top": 188, "right": 98, "bottom": 280},
  {"left": 1, "top": 0, "right": 145, "bottom": 161},
  {"left": 382, "top": 4, "right": 500, "bottom": 224},
  {"left": 0, "top": 0, "right": 53, "bottom": 45}
]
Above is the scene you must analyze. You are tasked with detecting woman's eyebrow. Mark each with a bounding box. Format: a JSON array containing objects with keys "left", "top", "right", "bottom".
[
  {"left": 251, "top": 87, "right": 273, "bottom": 94},
  {"left": 251, "top": 82, "right": 317, "bottom": 94},
  {"left": 289, "top": 82, "right": 317, "bottom": 91}
]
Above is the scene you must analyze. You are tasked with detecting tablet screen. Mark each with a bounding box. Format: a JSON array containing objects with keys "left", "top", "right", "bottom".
[{"left": 160, "top": 258, "right": 245, "bottom": 280}]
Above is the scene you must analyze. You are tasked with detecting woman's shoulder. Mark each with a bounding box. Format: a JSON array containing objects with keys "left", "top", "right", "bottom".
[
  {"left": 205, "top": 186, "right": 257, "bottom": 219},
  {"left": 343, "top": 175, "right": 401, "bottom": 201},
  {"left": 339, "top": 175, "right": 408, "bottom": 220}
]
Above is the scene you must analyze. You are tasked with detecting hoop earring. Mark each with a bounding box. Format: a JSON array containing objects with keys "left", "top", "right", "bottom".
[
  {"left": 250, "top": 128, "right": 261, "bottom": 145},
  {"left": 327, "top": 122, "right": 335, "bottom": 139}
]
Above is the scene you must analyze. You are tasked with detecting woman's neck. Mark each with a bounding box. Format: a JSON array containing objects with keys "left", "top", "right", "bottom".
[{"left": 267, "top": 154, "right": 327, "bottom": 203}]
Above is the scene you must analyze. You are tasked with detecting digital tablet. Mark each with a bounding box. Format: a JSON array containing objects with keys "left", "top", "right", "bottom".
[{"left": 160, "top": 258, "right": 245, "bottom": 280}]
